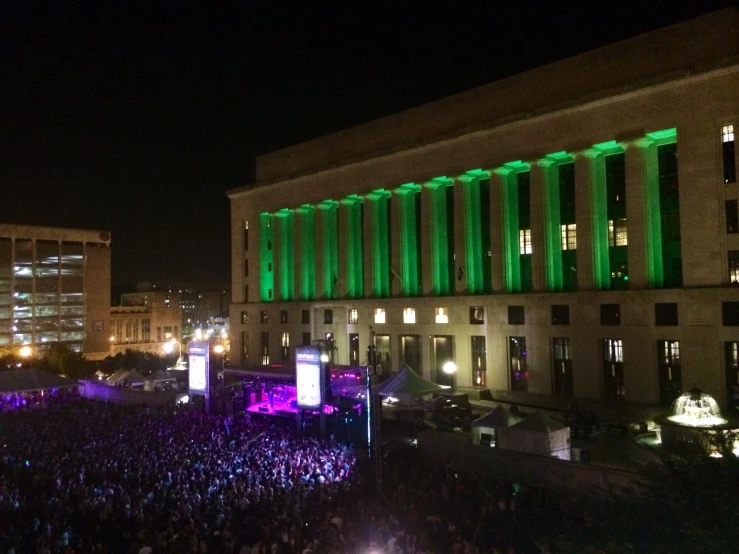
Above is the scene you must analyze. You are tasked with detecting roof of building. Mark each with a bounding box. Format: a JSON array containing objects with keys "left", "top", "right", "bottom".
[
  {"left": 0, "top": 223, "right": 111, "bottom": 245},
  {"left": 0, "top": 368, "right": 78, "bottom": 394},
  {"left": 228, "top": 7, "right": 739, "bottom": 196}
]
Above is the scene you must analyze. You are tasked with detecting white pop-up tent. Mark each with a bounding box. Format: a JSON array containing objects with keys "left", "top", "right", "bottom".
[
  {"left": 471, "top": 405, "right": 523, "bottom": 446},
  {"left": 377, "top": 365, "right": 449, "bottom": 401},
  {"left": 497, "top": 410, "right": 571, "bottom": 458},
  {"left": 143, "top": 369, "right": 178, "bottom": 391},
  {"left": 107, "top": 369, "right": 145, "bottom": 387}
]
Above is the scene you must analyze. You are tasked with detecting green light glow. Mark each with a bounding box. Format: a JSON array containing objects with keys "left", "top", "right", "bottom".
[
  {"left": 341, "top": 195, "right": 364, "bottom": 298},
  {"left": 367, "top": 190, "right": 392, "bottom": 297},
  {"left": 259, "top": 213, "right": 274, "bottom": 302},
  {"left": 541, "top": 160, "right": 563, "bottom": 291},
  {"left": 318, "top": 201, "right": 339, "bottom": 298},
  {"left": 593, "top": 140, "right": 625, "bottom": 156},
  {"left": 646, "top": 128, "right": 677, "bottom": 145},
  {"left": 395, "top": 184, "right": 422, "bottom": 296},
  {"left": 275, "top": 209, "right": 294, "bottom": 301},
  {"left": 427, "top": 178, "right": 453, "bottom": 295},
  {"left": 496, "top": 167, "right": 521, "bottom": 292},
  {"left": 641, "top": 139, "right": 664, "bottom": 287},
  {"left": 586, "top": 151, "right": 610, "bottom": 289},
  {"left": 296, "top": 205, "right": 316, "bottom": 300},
  {"left": 461, "top": 171, "right": 486, "bottom": 294}
]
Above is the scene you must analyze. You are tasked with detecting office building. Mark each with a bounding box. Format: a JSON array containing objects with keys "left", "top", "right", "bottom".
[
  {"left": 108, "top": 305, "right": 183, "bottom": 356},
  {"left": 0, "top": 224, "right": 111, "bottom": 360},
  {"left": 228, "top": 10, "right": 739, "bottom": 409}
]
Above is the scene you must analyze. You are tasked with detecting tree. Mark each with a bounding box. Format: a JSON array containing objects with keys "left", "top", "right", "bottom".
[{"left": 38, "top": 343, "right": 93, "bottom": 380}]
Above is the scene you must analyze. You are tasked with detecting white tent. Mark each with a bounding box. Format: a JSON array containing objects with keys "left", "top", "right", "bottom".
[
  {"left": 106, "top": 368, "right": 130, "bottom": 385},
  {"left": 107, "top": 369, "right": 145, "bottom": 387},
  {"left": 471, "top": 405, "right": 523, "bottom": 446},
  {"left": 377, "top": 365, "right": 449, "bottom": 401},
  {"left": 497, "top": 410, "right": 571, "bottom": 458},
  {"left": 144, "top": 369, "right": 178, "bottom": 391}
]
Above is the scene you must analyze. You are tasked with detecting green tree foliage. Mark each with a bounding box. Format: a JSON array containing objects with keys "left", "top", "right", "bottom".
[{"left": 99, "top": 349, "right": 166, "bottom": 375}]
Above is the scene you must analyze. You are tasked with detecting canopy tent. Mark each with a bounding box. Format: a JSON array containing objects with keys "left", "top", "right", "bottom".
[
  {"left": 471, "top": 405, "right": 523, "bottom": 445},
  {"left": 0, "top": 368, "right": 77, "bottom": 394},
  {"left": 143, "top": 369, "right": 178, "bottom": 391},
  {"left": 377, "top": 365, "right": 449, "bottom": 401},
  {"left": 107, "top": 368, "right": 145, "bottom": 386},
  {"left": 497, "top": 410, "right": 571, "bottom": 458}
]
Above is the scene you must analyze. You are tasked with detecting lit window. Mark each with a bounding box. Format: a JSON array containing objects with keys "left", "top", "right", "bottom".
[
  {"left": 348, "top": 308, "right": 358, "bottom": 324},
  {"left": 403, "top": 308, "right": 416, "bottom": 324},
  {"left": 723, "top": 124, "right": 735, "bottom": 143},
  {"left": 561, "top": 224, "right": 577, "bottom": 251},
  {"left": 608, "top": 219, "right": 628, "bottom": 246},
  {"left": 281, "top": 332, "right": 290, "bottom": 347},
  {"left": 435, "top": 307, "right": 449, "bottom": 324},
  {"left": 519, "top": 229, "right": 532, "bottom": 254},
  {"left": 374, "top": 308, "right": 386, "bottom": 324}
]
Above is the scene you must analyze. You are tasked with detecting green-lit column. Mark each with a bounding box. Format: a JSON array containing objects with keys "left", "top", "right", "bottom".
[
  {"left": 259, "top": 213, "right": 274, "bottom": 302},
  {"left": 367, "top": 190, "right": 391, "bottom": 297},
  {"left": 295, "top": 205, "right": 316, "bottom": 300},
  {"left": 426, "top": 177, "right": 453, "bottom": 295},
  {"left": 585, "top": 149, "right": 610, "bottom": 289},
  {"left": 496, "top": 162, "right": 531, "bottom": 293},
  {"left": 341, "top": 195, "right": 364, "bottom": 298},
  {"left": 317, "top": 201, "right": 339, "bottom": 299},
  {"left": 395, "top": 184, "right": 422, "bottom": 296},
  {"left": 274, "top": 209, "right": 294, "bottom": 301},
  {"left": 540, "top": 159, "right": 562, "bottom": 291},
  {"left": 460, "top": 170, "right": 488, "bottom": 294}
]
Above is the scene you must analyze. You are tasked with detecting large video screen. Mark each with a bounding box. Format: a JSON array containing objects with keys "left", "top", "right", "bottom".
[
  {"left": 295, "top": 346, "right": 322, "bottom": 409},
  {"left": 188, "top": 341, "right": 209, "bottom": 394}
]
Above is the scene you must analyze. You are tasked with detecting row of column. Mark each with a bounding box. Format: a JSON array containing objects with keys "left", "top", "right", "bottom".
[{"left": 258, "top": 130, "right": 677, "bottom": 302}]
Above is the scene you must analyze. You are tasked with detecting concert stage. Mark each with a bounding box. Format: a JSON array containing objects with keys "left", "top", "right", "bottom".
[{"left": 245, "top": 399, "right": 335, "bottom": 418}]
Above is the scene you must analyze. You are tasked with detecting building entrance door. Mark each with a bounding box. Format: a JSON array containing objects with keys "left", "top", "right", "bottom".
[
  {"left": 400, "top": 335, "right": 421, "bottom": 373},
  {"left": 432, "top": 335, "right": 454, "bottom": 386}
]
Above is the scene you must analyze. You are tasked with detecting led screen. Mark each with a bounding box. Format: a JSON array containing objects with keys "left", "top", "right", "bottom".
[
  {"left": 296, "top": 346, "right": 322, "bottom": 409},
  {"left": 188, "top": 341, "right": 210, "bottom": 394}
]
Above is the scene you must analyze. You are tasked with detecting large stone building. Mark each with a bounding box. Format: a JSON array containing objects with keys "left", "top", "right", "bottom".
[
  {"left": 109, "top": 305, "right": 183, "bottom": 356},
  {"left": 0, "top": 224, "right": 111, "bottom": 359},
  {"left": 228, "top": 9, "right": 739, "bottom": 409}
]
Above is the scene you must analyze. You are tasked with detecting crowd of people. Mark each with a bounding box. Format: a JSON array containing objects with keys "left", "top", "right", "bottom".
[{"left": 0, "top": 399, "right": 583, "bottom": 553}]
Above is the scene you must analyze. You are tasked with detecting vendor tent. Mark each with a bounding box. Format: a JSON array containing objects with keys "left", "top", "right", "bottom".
[
  {"left": 106, "top": 368, "right": 130, "bottom": 384},
  {"left": 471, "top": 405, "right": 523, "bottom": 445},
  {"left": 377, "top": 365, "right": 449, "bottom": 400},
  {"left": 144, "top": 369, "right": 178, "bottom": 391},
  {"left": 107, "top": 368, "right": 145, "bottom": 386},
  {"left": 498, "top": 410, "right": 571, "bottom": 457},
  {"left": 0, "top": 368, "right": 77, "bottom": 394}
]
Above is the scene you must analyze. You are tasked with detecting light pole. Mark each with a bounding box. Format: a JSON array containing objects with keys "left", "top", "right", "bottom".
[
  {"left": 163, "top": 339, "right": 185, "bottom": 369},
  {"left": 443, "top": 360, "right": 458, "bottom": 394},
  {"left": 367, "top": 327, "right": 383, "bottom": 492},
  {"left": 19, "top": 345, "right": 32, "bottom": 359}
]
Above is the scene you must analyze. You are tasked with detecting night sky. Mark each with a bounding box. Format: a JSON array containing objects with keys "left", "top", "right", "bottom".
[{"left": 2, "top": 0, "right": 733, "bottom": 288}]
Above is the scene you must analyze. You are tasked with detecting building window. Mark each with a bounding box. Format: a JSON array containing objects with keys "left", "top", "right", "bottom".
[
  {"left": 469, "top": 306, "right": 485, "bottom": 324},
  {"left": 551, "top": 305, "right": 570, "bottom": 325},
  {"left": 561, "top": 224, "right": 577, "bottom": 251},
  {"left": 509, "top": 337, "right": 528, "bottom": 392},
  {"left": 600, "top": 304, "right": 621, "bottom": 326},
  {"left": 244, "top": 220, "right": 249, "bottom": 251},
  {"left": 726, "top": 200, "right": 739, "bottom": 234},
  {"left": 519, "top": 229, "right": 532, "bottom": 254},
  {"left": 260, "top": 310, "right": 268, "bottom": 324},
  {"left": 403, "top": 308, "right": 416, "bottom": 324},
  {"left": 730, "top": 251, "right": 739, "bottom": 284},
  {"left": 92, "top": 320, "right": 104, "bottom": 332},
  {"left": 349, "top": 333, "right": 360, "bottom": 366},
  {"left": 658, "top": 340, "right": 682, "bottom": 406},
  {"left": 301, "top": 309, "right": 310, "bottom": 324},
  {"left": 241, "top": 311, "right": 249, "bottom": 324},
  {"left": 142, "top": 318, "right": 150, "bottom": 342},
  {"left": 348, "top": 308, "right": 358, "bottom": 324},
  {"left": 374, "top": 308, "right": 386, "bottom": 324},
  {"left": 723, "top": 124, "right": 736, "bottom": 184},
  {"left": 604, "top": 339, "right": 623, "bottom": 362},
  {"left": 281, "top": 332, "right": 290, "bottom": 362},
  {"left": 508, "top": 305, "right": 525, "bottom": 325},
  {"left": 470, "top": 336, "right": 487, "bottom": 387},
  {"left": 302, "top": 332, "right": 311, "bottom": 346},
  {"left": 655, "top": 303, "right": 678, "bottom": 326},
  {"left": 280, "top": 310, "right": 288, "bottom": 324},
  {"left": 608, "top": 218, "right": 628, "bottom": 246},
  {"left": 324, "top": 309, "right": 333, "bottom": 324},
  {"left": 435, "top": 307, "right": 448, "bottom": 324},
  {"left": 722, "top": 302, "right": 739, "bottom": 326},
  {"left": 260, "top": 331, "right": 269, "bottom": 365},
  {"left": 552, "top": 337, "right": 573, "bottom": 397},
  {"left": 725, "top": 342, "right": 739, "bottom": 410}
]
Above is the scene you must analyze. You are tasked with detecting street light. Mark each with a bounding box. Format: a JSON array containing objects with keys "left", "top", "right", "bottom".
[
  {"left": 19, "top": 345, "right": 32, "bottom": 359},
  {"left": 320, "top": 353, "right": 329, "bottom": 363},
  {"left": 443, "top": 360, "right": 457, "bottom": 393}
]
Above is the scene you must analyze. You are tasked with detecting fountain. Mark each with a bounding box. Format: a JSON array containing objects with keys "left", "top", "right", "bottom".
[{"left": 653, "top": 386, "right": 737, "bottom": 454}]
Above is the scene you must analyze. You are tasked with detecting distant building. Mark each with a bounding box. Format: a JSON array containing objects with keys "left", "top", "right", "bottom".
[
  {"left": 0, "top": 223, "right": 111, "bottom": 360},
  {"left": 121, "top": 282, "right": 230, "bottom": 337},
  {"left": 228, "top": 10, "right": 739, "bottom": 410},
  {"left": 109, "top": 305, "right": 183, "bottom": 356}
]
